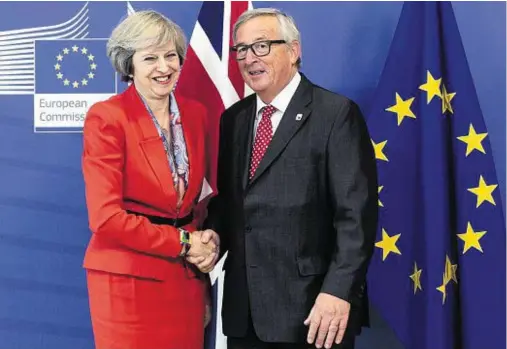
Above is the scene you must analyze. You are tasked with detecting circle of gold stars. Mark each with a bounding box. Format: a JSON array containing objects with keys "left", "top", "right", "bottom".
[
  {"left": 372, "top": 67, "right": 501, "bottom": 306},
  {"left": 54, "top": 45, "right": 97, "bottom": 89}
]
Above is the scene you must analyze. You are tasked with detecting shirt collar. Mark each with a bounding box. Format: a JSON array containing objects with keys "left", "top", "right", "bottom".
[
  {"left": 169, "top": 92, "right": 180, "bottom": 123},
  {"left": 256, "top": 72, "right": 301, "bottom": 116},
  {"left": 136, "top": 85, "right": 181, "bottom": 124}
]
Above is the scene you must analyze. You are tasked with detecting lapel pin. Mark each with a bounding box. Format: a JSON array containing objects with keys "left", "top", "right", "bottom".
[{"left": 295, "top": 113, "right": 303, "bottom": 121}]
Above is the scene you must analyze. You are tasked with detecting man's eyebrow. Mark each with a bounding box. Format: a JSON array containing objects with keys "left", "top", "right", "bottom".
[{"left": 236, "top": 35, "right": 269, "bottom": 46}]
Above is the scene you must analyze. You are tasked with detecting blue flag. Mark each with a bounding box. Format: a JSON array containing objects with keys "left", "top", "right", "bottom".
[
  {"left": 35, "top": 39, "right": 115, "bottom": 94},
  {"left": 365, "top": 2, "right": 505, "bottom": 349},
  {"left": 33, "top": 39, "right": 116, "bottom": 132}
]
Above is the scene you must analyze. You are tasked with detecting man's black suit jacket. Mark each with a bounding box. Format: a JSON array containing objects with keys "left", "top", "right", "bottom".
[{"left": 206, "top": 74, "right": 378, "bottom": 343}]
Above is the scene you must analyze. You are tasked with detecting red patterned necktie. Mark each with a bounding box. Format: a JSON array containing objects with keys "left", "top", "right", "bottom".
[{"left": 249, "top": 105, "right": 276, "bottom": 179}]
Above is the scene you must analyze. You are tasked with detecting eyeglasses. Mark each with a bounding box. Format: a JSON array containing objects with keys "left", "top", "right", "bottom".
[{"left": 231, "top": 40, "right": 287, "bottom": 61}]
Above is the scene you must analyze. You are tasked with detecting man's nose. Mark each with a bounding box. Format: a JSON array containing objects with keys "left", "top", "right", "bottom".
[{"left": 243, "top": 47, "right": 258, "bottom": 65}]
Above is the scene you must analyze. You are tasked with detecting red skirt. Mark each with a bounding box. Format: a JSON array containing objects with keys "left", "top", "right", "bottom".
[{"left": 87, "top": 268, "right": 206, "bottom": 349}]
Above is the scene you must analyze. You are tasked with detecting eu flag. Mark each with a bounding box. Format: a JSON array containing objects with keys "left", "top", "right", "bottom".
[
  {"left": 365, "top": 2, "right": 505, "bottom": 349},
  {"left": 35, "top": 39, "right": 115, "bottom": 94}
]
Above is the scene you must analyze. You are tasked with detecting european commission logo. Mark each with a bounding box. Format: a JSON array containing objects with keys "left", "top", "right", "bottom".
[{"left": 34, "top": 39, "right": 116, "bottom": 132}]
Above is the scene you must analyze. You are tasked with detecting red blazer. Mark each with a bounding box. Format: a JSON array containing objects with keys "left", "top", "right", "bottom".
[{"left": 81, "top": 84, "right": 208, "bottom": 280}]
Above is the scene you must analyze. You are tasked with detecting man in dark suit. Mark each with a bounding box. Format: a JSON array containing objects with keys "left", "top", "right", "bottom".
[{"left": 203, "top": 7, "right": 378, "bottom": 349}]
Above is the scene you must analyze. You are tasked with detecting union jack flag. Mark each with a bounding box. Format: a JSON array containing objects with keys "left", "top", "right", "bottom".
[
  {"left": 175, "top": 2, "right": 253, "bottom": 349},
  {"left": 178, "top": 0, "right": 252, "bottom": 197}
]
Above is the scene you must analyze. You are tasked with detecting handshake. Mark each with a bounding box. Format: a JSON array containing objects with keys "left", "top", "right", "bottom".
[{"left": 185, "top": 229, "right": 220, "bottom": 273}]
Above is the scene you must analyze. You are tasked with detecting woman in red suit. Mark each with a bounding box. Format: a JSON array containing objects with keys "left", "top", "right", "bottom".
[{"left": 81, "top": 10, "right": 220, "bottom": 349}]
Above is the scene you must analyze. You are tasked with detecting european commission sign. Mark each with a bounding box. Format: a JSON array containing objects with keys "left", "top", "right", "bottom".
[{"left": 34, "top": 39, "right": 116, "bottom": 132}]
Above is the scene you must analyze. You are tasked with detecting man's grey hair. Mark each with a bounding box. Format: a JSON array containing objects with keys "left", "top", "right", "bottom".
[
  {"left": 107, "top": 10, "right": 187, "bottom": 82},
  {"left": 232, "top": 8, "right": 302, "bottom": 68}
]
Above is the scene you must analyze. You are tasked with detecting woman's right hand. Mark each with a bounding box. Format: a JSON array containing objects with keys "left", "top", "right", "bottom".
[{"left": 186, "top": 230, "right": 220, "bottom": 273}]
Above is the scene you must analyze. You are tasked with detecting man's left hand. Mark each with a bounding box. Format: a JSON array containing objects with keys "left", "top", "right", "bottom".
[{"left": 304, "top": 293, "right": 350, "bottom": 349}]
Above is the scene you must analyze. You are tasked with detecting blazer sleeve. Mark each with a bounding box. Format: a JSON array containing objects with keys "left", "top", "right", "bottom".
[
  {"left": 82, "top": 103, "right": 183, "bottom": 258},
  {"left": 321, "top": 100, "right": 378, "bottom": 302}
]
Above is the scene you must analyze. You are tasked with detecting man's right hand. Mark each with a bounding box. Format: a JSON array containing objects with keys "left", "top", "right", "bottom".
[{"left": 186, "top": 230, "right": 219, "bottom": 273}]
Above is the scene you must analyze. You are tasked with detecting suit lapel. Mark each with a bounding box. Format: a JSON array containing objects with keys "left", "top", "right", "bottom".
[
  {"left": 248, "top": 77, "right": 313, "bottom": 186},
  {"left": 234, "top": 98, "right": 256, "bottom": 191},
  {"left": 176, "top": 96, "right": 202, "bottom": 211},
  {"left": 123, "top": 85, "right": 177, "bottom": 204}
]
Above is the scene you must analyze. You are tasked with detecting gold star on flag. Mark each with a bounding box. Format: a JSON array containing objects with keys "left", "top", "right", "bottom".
[
  {"left": 441, "top": 84, "right": 456, "bottom": 114},
  {"left": 467, "top": 175, "right": 497, "bottom": 208},
  {"left": 88, "top": 54, "right": 95, "bottom": 61},
  {"left": 81, "top": 78, "right": 88, "bottom": 86},
  {"left": 81, "top": 47, "right": 88, "bottom": 54},
  {"left": 72, "top": 45, "right": 79, "bottom": 52},
  {"left": 444, "top": 255, "right": 458, "bottom": 284},
  {"left": 409, "top": 262, "right": 423, "bottom": 294},
  {"left": 56, "top": 54, "right": 63, "bottom": 61},
  {"left": 54, "top": 63, "right": 60, "bottom": 70},
  {"left": 437, "top": 255, "right": 458, "bottom": 304},
  {"left": 72, "top": 81, "right": 79, "bottom": 88},
  {"left": 419, "top": 70, "right": 442, "bottom": 104},
  {"left": 88, "top": 72, "right": 95, "bottom": 79},
  {"left": 63, "top": 48, "right": 69, "bottom": 54},
  {"left": 56, "top": 72, "right": 63, "bottom": 79},
  {"left": 63, "top": 79, "right": 70, "bottom": 86},
  {"left": 457, "top": 222, "right": 486, "bottom": 254},
  {"left": 457, "top": 124, "right": 487, "bottom": 157},
  {"left": 90, "top": 63, "right": 97, "bottom": 70},
  {"left": 436, "top": 273, "right": 448, "bottom": 304},
  {"left": 451, "top": 264, "right": 458, "bottom": 283},
  {"left": 385, "top": 93, "right": 416, "bottom": 126},
  {"left": 378, "top": 186, "right": 384, "bottom": 207},
  {"left": 375, "top": 228, "right": 401, "bottom": 261},
  {"left": 371, "top": 139, "right": 388, "bottom": 162}
]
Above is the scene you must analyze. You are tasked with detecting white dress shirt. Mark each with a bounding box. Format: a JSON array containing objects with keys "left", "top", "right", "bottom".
[{"left": 253, "top": 72, "right": 302, "bottom": 138}]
